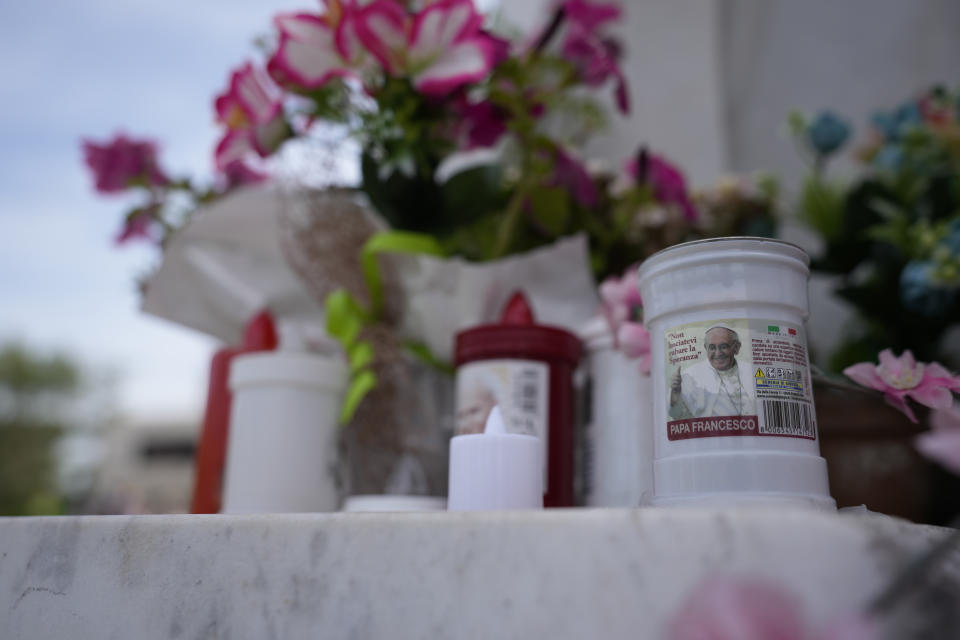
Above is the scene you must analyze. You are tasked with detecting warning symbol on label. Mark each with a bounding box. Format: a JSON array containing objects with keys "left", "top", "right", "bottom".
[{"left": 755, "top": 368, "right": 765, "bottom": 378}]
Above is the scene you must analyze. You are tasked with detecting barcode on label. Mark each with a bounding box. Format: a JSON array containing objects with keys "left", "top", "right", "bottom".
[
  {"left": 517, "top": 369, "right": 540, "bottom": 414},
  {"left": 759, "top": 400, "right": 815, "bottom": 439}
]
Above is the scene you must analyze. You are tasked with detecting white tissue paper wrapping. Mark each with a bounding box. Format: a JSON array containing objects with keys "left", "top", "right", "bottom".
[
  {"left": 141, "top": 186, "right": 600, "bottom": 358},
  {"left": 393, "top": 235, "right": 600, "bottom": 362},
  {"left": 141, "top": 185, "right": 325, "bottom": 345}
]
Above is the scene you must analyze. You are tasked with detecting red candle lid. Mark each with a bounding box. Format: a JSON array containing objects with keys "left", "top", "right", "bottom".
[{"left": 454, "top": 292, "right": 582, "bottom": 366}]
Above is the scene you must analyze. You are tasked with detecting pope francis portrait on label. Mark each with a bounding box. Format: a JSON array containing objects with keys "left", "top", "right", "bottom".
[{"left": 669, "top": 325, "right": 757, "bottom": 419}]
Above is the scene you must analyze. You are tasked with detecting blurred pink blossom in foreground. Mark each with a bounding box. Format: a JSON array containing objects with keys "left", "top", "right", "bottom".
[
  {"left": 843, "top": 349, "right": 960, "bottom": 423},
  {"left": 82, "top": 134, "right": 169, "bottom": 194},
  {"left": 915, "top": 403, "right": 960, "bottom": 474},
  {"left": 668, "top": 575, "right": 878, "bottom": 640}
]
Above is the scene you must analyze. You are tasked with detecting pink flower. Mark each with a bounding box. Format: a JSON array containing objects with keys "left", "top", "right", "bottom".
[
  {"left": 668, "top": 576, "right": 806, "bottom": 640},
  {"left": 599, "top": 265, "right": 650, "bottom": 372},
  {"left": 560, "top": 0, "right": 629, "bottom": 114},
  {"left": 82, "top": 134, "right": 169, "bottom": 194},
  {"left": 268, "top": 5, "right": 368, "bottom": 91},
  {"left": 627, "top": 151, "right": 698, "bottom": 221},
  {"left": 215, "top": 62, "right": 283, "bottom": 131},
  {"left": 553, "top": 148, "right": 598, "bottom": 207},
  {"left": 213, "top": 63, "right": 290, "bottom": 170},
  {"left": 354, "top": 0, "right": 496, "bottom": 96},
  {"left": 563, "top": 0, "right": 620, "bottom": 32},
  {"left": 115, "top": 206, "right": 160, "bottom": 245},
  {"left": 457, "top": 99, "right": 507, "bottom": 148},
  {"left": 843, "top": 349, "right": 960, "bottom": 423},
  {"left": 915, "top": 403, "right": 960, "bottom": 474}
]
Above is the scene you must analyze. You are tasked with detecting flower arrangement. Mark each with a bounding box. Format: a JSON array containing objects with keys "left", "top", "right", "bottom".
[
  {"left": 790, "top": 86, "right": 960, "bottom": 372},
  {"left": 83, "top": 0, "right": 780, "bottom": 420}
]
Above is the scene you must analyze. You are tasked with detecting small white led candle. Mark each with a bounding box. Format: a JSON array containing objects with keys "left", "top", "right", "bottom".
[{"left": 447, "top": 405, "right": 544, "bottom": 511}]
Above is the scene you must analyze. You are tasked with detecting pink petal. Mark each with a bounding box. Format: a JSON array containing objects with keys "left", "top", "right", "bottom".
[
  {"left": 413, "top": 37, "right": 493, "bottom": 95},
  {"left": 563, "top": 0, "right": 621, "bottom": 32},
  {"left": 915, "top": 428, "right": 960, "bottom": 474},
  {"left": 667, "top": 576, "right": 806, "bottom": 640},
  {"left": 214, "top": 130, "right": 255, "bottom": 170},
  {"left": 883, "top": 391, "right": 918, "bottom": 423},
  {"left": 232, "top": 63, "right": 282, "bottom": 124},
  {"left": 334, "top": 11, "right": 365, "bottom": 63},
  {"left": 877, "top": 348, "right": 904, "bottom": 375},
  {"left": 410, "top": 0, "right": 483, "bottom": 57},
  {"left": 354, "top": 0, "right": 409, "bottom": 73},
  {"left": 842, "top": 362, "right": 887, "bottom": 392},
  {"left": 271, "top": 32, "right": 354, "bottom": 89},
  {"left": 553, "top": 148, "right": 598, "bottom": 207},
  {"left": 906, "top": 382, "right": 954, "bottom": 410},
  {"left": 274, "top": 12, "right": 328, "bottom": 41},
  {"left": 618, "top": 322, "right": 651, "bottom": 358},
  {"left": 924, "top": 362, "right": 960, "bottom": 391},
  {"left": 599, "top": 277, "right": 628, "bottom": 308}
]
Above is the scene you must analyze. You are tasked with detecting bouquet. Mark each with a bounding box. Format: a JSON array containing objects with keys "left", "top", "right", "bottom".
[{"left": 790, "top": 86, "right": 960, "bottom": 371}]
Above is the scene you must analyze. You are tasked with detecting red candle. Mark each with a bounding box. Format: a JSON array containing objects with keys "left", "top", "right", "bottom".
[{"left": 454, "top": 292, "right": 582, "bottom": 507}]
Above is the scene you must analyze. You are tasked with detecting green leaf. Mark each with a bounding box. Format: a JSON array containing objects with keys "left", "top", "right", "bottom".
[
  {"left": 529, "top": 186, "right": 571, "bottom": 236},
  {"left": 403, "top": 341, "right": 454, "bottom": 375},
  {"left": 324, "top": 289, "right": 368, "bottom": 347},
  {"left": 340, "top": 369, "right": 378, "bottom": 424},
  {"left": 799, "top": 176, "right": 846, "bottom": 240},
  {"left": 347, "top": 341, "right": 374, "bottom": 374},
  {"left": 361, "top": 230, "right": 444, "bottom": 316}
]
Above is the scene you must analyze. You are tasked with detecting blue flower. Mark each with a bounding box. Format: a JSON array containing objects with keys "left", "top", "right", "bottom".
[
  {"left": 872, "top": 144, "right": 904, "bottom": 171},
  {"left": 900, "top": 260, "right": 955, "bottom": 316},
  {"left": 871, "top": 101, "right": 922, "bottom": 141},
  {"left": 806, "top": 111, "right": 851, "bottom": 156}
]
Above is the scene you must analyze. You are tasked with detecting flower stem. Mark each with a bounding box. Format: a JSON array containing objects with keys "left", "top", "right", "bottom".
[{"left": 492, "top": 185, "right": 528, "bottom": 259}]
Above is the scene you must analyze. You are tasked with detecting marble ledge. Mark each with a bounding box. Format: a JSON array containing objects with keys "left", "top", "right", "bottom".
[{"left": 0, "top": 508, "right": 956, "bottom": 639}]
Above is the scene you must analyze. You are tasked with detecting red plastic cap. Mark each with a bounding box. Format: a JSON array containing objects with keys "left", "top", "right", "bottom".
[
  {"left": 243, "top": 309, "right": 279, "bottom": 350},
  {"left": 500, "top": 291, "right": 536, "bottom": 325},
  {"left": 455, "top": 324, "right": 582, "bottom": 366}
]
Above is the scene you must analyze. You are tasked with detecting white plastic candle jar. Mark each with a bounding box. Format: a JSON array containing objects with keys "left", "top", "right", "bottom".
[{"left": 637, "top": 238, "right": 834, "bottom": 509}]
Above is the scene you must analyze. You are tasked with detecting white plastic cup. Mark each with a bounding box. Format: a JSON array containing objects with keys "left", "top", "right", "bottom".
[
  {"left": 637, "top": 237, "right": 834, "bottom": 510},
  {"left": 578, "top": 316, "right": 655, "bottom": 506},
  {"left": 222, "top": 351, "right": 347, "bottom": 513}
]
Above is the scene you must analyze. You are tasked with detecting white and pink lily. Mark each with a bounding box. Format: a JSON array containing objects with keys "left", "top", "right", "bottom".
[
  {"left": 213, "top": 63, "right": 288, "bottom": 170},
  {"left": 354, "top": 0, "right": 496, "bottom": 95}
]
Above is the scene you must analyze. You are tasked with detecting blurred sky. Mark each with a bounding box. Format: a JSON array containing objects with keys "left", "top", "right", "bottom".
[{"left": 0, "top": 0, "right": 309, "bottom": 424}]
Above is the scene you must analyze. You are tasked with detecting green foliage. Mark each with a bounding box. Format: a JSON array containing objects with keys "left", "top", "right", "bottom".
[
  {"left": 0, "top": 343, "right": 80, "bottom": 516},
  {"left": 791, "top": 87, "right": 960, "bottom": 370},
  {"left": 799, "top": 176, "right": 846, "bottom": 241},
  {"left": 324, "top": 231, "right": 445, "bottom": 424}
]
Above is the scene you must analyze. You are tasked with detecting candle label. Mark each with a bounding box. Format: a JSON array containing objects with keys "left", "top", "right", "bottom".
[
  {"left": 664, "top": 318, "right": 816, "bottom": 441},
  {"left": 455, "top": 359, "right": 550, "bottom": 481}
]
